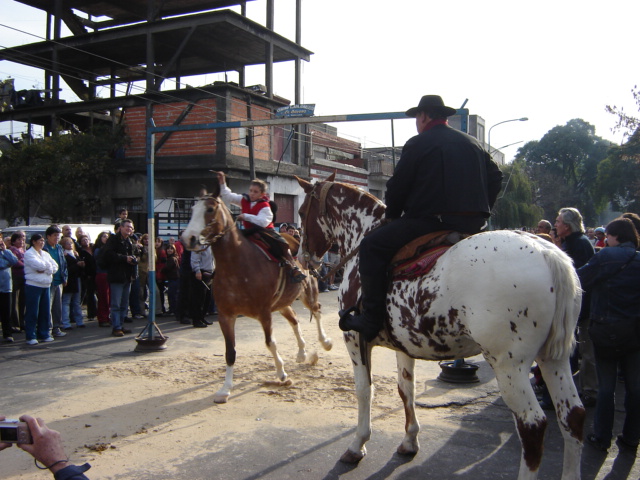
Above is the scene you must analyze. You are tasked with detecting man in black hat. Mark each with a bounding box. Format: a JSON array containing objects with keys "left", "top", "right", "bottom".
[{"left": 339, "top": 95, "right": 503, "bottom": 341}]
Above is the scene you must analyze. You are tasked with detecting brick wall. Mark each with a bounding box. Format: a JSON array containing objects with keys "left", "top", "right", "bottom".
[{"left": 124, "top": 99, "right": 219, "bottom": 158}]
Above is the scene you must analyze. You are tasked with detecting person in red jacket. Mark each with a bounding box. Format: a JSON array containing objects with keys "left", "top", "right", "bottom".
[{"left": 217, "top": 171, "right": 305, "bottom": 282}]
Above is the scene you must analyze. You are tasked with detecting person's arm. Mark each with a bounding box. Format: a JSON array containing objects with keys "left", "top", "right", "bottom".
[
  {"left": 240, "top": 204, "right": 273, "bottom": 228},
  {"left": 576, "top": 251, "right": 603, "bottom": 290},
  {"left": 191, "top": 251, "right": 203, "bottom": 280},
  {"left": 219, "top": 180, "right": 243, "bottom": 207},
  {"left": 4, "top": 415, "right": 91, "bottom": 479},
  {"left": 44, "top": 252, "right": 59, "bottom": 275},
  {"left": 0, "top": 247, "right": 19, "bottom": 268},
  {"left": 385, "top": 136, "right": 420, "bottom": 219}
]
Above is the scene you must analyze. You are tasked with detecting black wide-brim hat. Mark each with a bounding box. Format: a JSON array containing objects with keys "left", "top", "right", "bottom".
[{"left": 405, "top": 95, "right": 457, "bottom": 118}]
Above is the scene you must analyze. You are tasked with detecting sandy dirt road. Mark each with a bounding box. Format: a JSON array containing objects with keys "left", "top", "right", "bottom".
[{"left": 1, "top": 290, "right": 637, "bottom": 479}]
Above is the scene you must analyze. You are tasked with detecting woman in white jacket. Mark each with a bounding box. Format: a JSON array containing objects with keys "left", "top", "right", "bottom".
[{"left": 24, "top": 234, "right": 58, "bottom": 345}]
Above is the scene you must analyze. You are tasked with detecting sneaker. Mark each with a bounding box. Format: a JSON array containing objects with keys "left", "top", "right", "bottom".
[
  {"left": 112, "top": 329, "right": 124, "bottom": 337},
  {"left": 4, "top": 336, "right": 14, "bottom": 343},
  {"left": 328, "top": 284, "right": 339, "bottom": 291},
  {"left": 26, "top": 339, "right": 38, "bottom": 345},
  {"left": 52, "top": 330, "right": 66, "bottom": 337},
  {"left": 133, "top": 314, "right": 146, "bottom": 319},
  {"left": 41, "top": 337, "right": 55, "bottom": 342}
]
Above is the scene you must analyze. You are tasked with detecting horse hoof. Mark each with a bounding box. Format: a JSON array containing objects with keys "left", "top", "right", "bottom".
[
  {"left": 322, "top": 338, "right": 333, "bottom": 351},
  {"left": 340, "top": 449, "right": 365, "bottom": 464},
  {"left": 296, "top": 352, "right": 308, "bottom": 363},
  {"left": 213, "top": 393, "right": 230, "bottom": 404},
  {"left": 396, "top": 444, "right": 419, "bottom": 456}
]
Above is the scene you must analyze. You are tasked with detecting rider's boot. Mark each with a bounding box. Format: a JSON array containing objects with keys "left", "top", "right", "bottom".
[
  {"left": 283, "top": 250, "right": 307, "bottom": 283},
  {"left": 339, "top": 274, "right": 387, "bottom": 342}
]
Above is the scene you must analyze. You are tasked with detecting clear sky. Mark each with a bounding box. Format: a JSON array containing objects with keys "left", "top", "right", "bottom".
[{"left": 1, "top": 0, "right": 639, "bottom": 162}]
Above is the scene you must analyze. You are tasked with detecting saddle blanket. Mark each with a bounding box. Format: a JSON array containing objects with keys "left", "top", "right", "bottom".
[
  {"left": 391, "top": 244, "right": 450, "bottom": 281},
  {"left": 247, "top": 233, "right": 279, "bottom": 262}
]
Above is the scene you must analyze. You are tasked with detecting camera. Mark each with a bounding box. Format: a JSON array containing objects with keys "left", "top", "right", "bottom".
[{"left": 0, "top": 420, "right": 33, "bottom": 444}]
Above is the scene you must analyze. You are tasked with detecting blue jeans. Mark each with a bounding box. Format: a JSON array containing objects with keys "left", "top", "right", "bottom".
[
  {"left": 49, "top": 284, "right": 63, "bottom": 332},
  {"left": 109, "top": 282, "right": 131, "bottom": 330},
  {"left": 62, "top": 292, "right": 84, "bottom": 328},
  {"left": 594, "top": 349, "right": 640, "bottom": 445},
  {"left": 25, "top": 285, "right": 51, "bottom": 341}
]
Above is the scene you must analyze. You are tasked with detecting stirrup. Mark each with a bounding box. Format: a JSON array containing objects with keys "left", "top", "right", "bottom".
[{"left": 290, "top": 267, "right": 306, "bottom": 283}]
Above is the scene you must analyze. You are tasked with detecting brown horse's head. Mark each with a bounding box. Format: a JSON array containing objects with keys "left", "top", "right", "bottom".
[
  {"left": 296, "top": 173, "right": 336, "bottom": 268},
  {"left": 182, "top": 184, "right": 232, "bottom": 250}
]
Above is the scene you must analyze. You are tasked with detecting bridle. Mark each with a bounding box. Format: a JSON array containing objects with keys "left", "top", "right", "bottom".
[
  {"left": 199, "top": 196, "right": 234, "bottom": 246},
  {"left": 300, "top": 180, "right": 360, "bottom": 282}
]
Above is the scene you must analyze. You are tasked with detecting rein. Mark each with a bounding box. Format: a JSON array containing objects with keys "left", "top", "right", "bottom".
[{"left": 201, "top": 196, "right": 234, "bottom": 245}]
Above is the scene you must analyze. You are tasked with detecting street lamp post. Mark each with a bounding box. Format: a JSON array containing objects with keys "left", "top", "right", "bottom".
[{"left": 487, "top": 117, "right": 528, "bottom": 159}]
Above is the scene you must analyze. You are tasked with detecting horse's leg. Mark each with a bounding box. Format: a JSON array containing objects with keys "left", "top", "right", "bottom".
[
  {"left": 214, "top": 314, "right": 237, "bottom": 404},
  {"left": 300, "top": 280, "right": 333, "bottom": 351},
  {"left": 537, "top": 357, "right": 584, "bottom": 480},
  {"left": 396, "top": 352, "right": 420, "bottom": 455},
  {"left": 490, "top": 356, "right": 547, "bottom": 480},
  {"left": 340, "top": 333, "right": 374, "bottom": 463},
  {"left": 260, "top": 313, "right": 288, "bottom": 382},
  {"left": 279, "top": 306, "right": 307, "bottom": 363}
]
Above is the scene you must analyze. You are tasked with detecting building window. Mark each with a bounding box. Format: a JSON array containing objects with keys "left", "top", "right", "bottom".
[{"left": 238, "top": 127, "right": 247, "bottom": 146}]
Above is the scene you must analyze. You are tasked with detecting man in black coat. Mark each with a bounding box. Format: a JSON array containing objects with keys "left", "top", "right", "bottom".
[
  {"left": 554, "top": 207, "right": 597, "bottom": 407},
  {"left": 102, "top": 219, "right": 138, "bottom": 337},
  {"left": 340, "top": 95, "right": 503, "bottom": 341}
]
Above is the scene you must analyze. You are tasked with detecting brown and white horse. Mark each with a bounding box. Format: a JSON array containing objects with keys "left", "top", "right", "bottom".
[
  {"left": 181, "top": 182, "right": 332, "bottom": 403},
  {"left": 296, "top": 174, "right": 584, "bottom": 480}
]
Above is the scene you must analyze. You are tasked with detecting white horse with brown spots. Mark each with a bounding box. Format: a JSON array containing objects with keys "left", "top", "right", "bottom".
[{"left": 297, "top": 174, "right": 584, "bottom": 480}]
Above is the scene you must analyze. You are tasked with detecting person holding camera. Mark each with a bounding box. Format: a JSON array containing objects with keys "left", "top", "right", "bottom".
[
  {"left": 101, "top": 219, "right": 138, "bottom": 337},
  {"left": 0, "top": 415, "right": 91, "bottom": 479}
]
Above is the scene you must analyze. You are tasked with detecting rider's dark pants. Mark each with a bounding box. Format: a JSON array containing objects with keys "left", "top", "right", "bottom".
[{"left": 359, "top": 216, "right": 486, "bottom": 277}]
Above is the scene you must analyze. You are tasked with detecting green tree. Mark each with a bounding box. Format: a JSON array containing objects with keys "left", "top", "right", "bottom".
[
  {"left": 598, "top": 86, "right": 640, "bottom": 213},
  {"left": 606, "top": 85, "right": 640, "bottom": 139},
  {"left": 492, "top": 157, "right": 544, "bottom": 229},
  {"left": 595, "top": 131, "right": 640, "bottom": 212},
  {"left": 0, "top": 125, "right": 128, "bottom": 224},
  {"left": 516, "top": 119, "right": 611, "bottom": 225}
]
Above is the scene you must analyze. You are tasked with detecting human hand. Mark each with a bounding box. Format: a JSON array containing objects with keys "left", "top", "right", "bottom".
[
  {"left": 216, "top": 171, "right": 226, "bottom": 184},
  {"left": 236, "top": 214, "right": 245, "bottom": 221},
  {"left": 195, "top": 271, "right": 202, "bottom": 281},
  {"left": 18, "top": 415, "right": 69, "bottom": 473}
]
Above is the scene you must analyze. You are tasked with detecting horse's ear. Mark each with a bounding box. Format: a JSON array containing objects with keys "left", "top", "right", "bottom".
[
  {"left": 198, "top": 187, "right": 208, "bottom": 197},
  {"left": 209, "top": 181, "right": 221, "bottom": 198},
  {"left": 326, "top": 172, "right": 336, "bottom": 182},
  {"left": 295, "top": 175, "right": 314, "bottom": 194}
]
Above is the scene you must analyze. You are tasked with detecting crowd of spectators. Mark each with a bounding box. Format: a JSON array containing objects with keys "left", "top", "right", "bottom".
[
  {"left": 531, "top": 209, "right": 640, "bottom": 454},
  {"left": 0, "top": 212, "right": 222, "bottom": 342}
]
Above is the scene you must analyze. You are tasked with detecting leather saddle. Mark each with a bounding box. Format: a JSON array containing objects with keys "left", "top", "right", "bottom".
[{"left": 390, "top": 230, "right": 470, "bottom": 281}]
